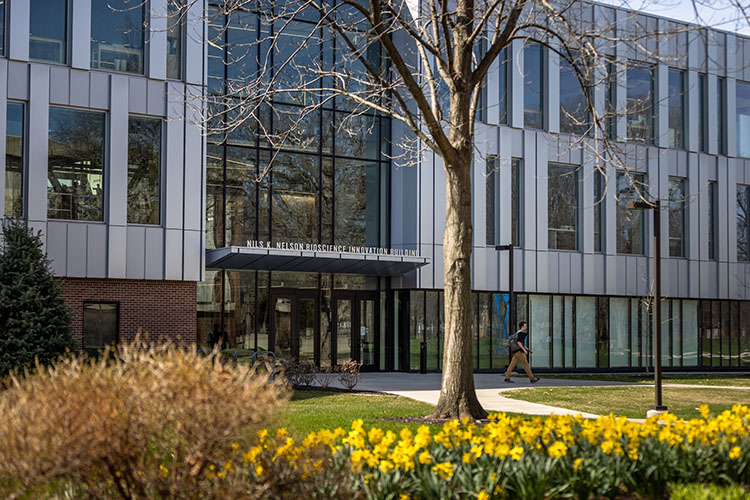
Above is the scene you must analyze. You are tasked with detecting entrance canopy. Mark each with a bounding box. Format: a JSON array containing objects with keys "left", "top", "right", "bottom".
[{"left": 206, "top": 246, "right": 429, "bottom": 276}]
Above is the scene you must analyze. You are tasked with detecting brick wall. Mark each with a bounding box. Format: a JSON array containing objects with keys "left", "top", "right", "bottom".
[{"left": 59, "top": 278, "right": 197, "bottom": 348}]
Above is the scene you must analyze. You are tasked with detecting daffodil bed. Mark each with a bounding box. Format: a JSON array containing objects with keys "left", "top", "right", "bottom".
[{"left": 219, "top": 405, "right": 750, "bottom": 500}]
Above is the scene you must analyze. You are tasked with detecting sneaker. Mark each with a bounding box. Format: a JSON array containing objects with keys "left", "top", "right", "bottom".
[
  {"left": 504, "top": 378, "right": 515, "bottom": 383},
  {"left": 530, "top": 377, "right": 541, "bottom": 383}
]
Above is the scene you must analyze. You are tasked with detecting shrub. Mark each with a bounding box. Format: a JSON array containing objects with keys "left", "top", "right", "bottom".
[
  {"left": 337, "top": 359, "right": 361, "bottom": 391},
  {"left": 0, "top": 219, "right": 73, "bottom": 377},
  {"left": 0, "top": 342, "right": 288, "bottom": 499},
  {"left": 669, "top": 483, "right": 750, "bottom": 500},
  {"left": 315, "top": 365, "right": 334, "bottom": 389}
]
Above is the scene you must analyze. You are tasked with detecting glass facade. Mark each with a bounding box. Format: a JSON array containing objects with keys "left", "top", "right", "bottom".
[
  {"left": 738, "top": 185, "right": 750, "bottom": 262},
  {"left": 30, "top": 0, "right": 67, "bottom": 64},
  {"left": 559, "top": 54, "right": 588, "bottom": 135},
  {"left": 548, "top": 164, "right": 578, "bottom": 250},
  {"left": 616, "top": 172, "right": 646, "bottom": 254},
  {"left": 90, "top": 0, "right": 144, "bottom": 73},
  {"left": 524, "top": 43, "right": 544, "bottom": 129},
  {"left": 627, "top": 63, "right": 654, "bottom": 143},
  {"left": 737, "top": 81, "right": 750, "bottom": 158},
  {"left": 127, "top": 116, "right": 162, "bottom": 225},
  {"left": 4, "top": 102, "right": 24, "bottom": 218},
  {"left": 668, "top": 177, "right": 685, "bottom": 258},
  {"left": 47, "top": 107, "right": 105, "bottom": 221},
  {"left": 667, "top": 69, "right": 684, "bottom": 149}
]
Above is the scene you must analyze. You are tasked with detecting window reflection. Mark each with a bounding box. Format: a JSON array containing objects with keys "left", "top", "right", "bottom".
[
  {"left": 83, "top": 303, "right": 118, "bottom": 349},
  {"left": 616, "top": 172, "right": 647, "bottom": 254},
  {"left": 668, "top": 177, "right": 686, "bottom": 257},
  {"left": 736, "top": 81, "right": 750, "bottom": 158},
  {"left": 559, "top": 54, "right": 588, "bottom": 135},
  {"left": 626, "top": 63, "right": 654, "bottom": 143},
  {"left": 226, "top": 147, "right": 257, "bottom": 245},
  {"left": 47, "top": 107, "right": 105, "bottom": 221},
  {"left": 90, "top": 0, "right": 144, "bottom": 73},
  {"left": 30, "top": 0, "right": 67, "bottom": 64},
  {"left": 5, "top": 102, "right": 24, "bottom": 218},
  {"left": 667, "top": 69, "right": 684, "bottom": 149},
  {"left": 737, "top": 185, "right": 750, "bottom": 262},
  {"left": 206, "top": 145, "right": 224, "bottom": 250},
  {"left": 334, "top": 159, "right": 379, "bottom": 247},
  {"left": 335, "top": 113, "right": 379, "bottom": 159},
  {"left": 166, "top": 0, "right": 182, "bottom": 79},
  {"left": 127, "top": 116, "right": 161, "bottom": 225},
  {"left": 271, "top": 153, "right": 319, "bottom": 243},
  {"left": 523, "top": 43, "right": 544, "bottom": 129},
  {"left": 548, "top": 164, "right": 578, "bottom": 250}
]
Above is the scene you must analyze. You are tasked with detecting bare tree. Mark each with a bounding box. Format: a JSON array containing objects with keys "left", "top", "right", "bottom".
[{"left": 184, "top": 0, "right": 717, "bottom": 419}]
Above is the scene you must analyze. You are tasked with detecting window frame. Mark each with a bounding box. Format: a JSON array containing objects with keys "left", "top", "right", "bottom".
[
  {"left": 127, "top": 114, "right": 164, "bottom": 225},
  {"left": 4, "top": 100, "right": 26, "bottom": 218},
  {"left": 523, "top": 42, "right": 545, "bottom": 130},
  {"left": 615, "top": 171, "right": 647, "bottom": 255},
  {"left": 29, "top": 0, "right": 70, "bottom": 65},
  {"left": 547, "top": 163, "right": 580, "bottom": 251},
  {"left": 737, "top": 184, "right": 750, "bottom": 262},
  {"left": 708, "top": 181, "right": 717, "bottom": 261},
  {"left": 89, "top": 0, "right": 147, "bottom": 75},
  {"left": 559, "top": 53, "right": 590, "bottom": 136},
  {"left": 668, "top": 176, "right": 686, "bottom": 258},
  {"left": 626, "top": 61, "right": 655, "bottom": 144},
  {"left": 667, "top": 68, "right": 685, "bottom": 150},
  {"left": 82, "top": 301, "right": 120, "bottom": 350}
]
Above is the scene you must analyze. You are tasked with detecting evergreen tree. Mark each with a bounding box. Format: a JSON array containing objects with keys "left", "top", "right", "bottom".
[{"left": 0, "top": 219, "right": 73, "bottom": 377}]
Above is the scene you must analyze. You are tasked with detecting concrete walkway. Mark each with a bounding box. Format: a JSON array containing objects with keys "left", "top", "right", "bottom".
[{"left": 328, "top": 373, "right": 750, "bottom": 419}]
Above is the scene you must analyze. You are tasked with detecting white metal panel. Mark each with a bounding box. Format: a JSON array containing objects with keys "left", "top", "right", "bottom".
[
  {"left": 8, "top": 0, "right": 30, "bottom": 61},
  {"left": 26, "top": 64, "right": 49, "bottom": 224}
]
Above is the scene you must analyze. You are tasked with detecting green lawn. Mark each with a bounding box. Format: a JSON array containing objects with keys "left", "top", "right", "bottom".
[
  {"left": 544, "top": 373, "right": 750, "bottom": 387},
  {"left": 504, "top": 386, "right": 750, "bottom": 419},
  {"left": 274, "top": 390, "right": 439, "bottom": 436}
]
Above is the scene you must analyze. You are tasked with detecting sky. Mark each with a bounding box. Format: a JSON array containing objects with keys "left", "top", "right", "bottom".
[{"left": 600, "top": 0, "right": 750, "bottom": 35}]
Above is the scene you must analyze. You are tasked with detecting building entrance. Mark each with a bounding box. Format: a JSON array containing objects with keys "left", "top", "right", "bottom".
[
  {"left": 269, "top": 289, "right": 317, "bottom": 362},
  {"left": 332, "top": 291, "right": 378, "bottom": 370}
]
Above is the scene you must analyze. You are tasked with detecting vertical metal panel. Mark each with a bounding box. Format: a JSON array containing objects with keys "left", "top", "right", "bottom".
[
  {"left": 635, "top": 256, "right": 650, "bottom": 296},
  {"left": 687, "top": 153, "right": 701, "bottom": 261},
  {"left": 183, "top": 86, "right": 203, "bottom": 231},
  {"left": 46, "top": 222, "right": 68, "bottom": 276},
  {"left": 485, "top": 26, "right": 500, "bottom": 126},
  {"left": 164, "top": 83, "right": 185, "bottom": 229},
  {"left": 668, "top": 259, "right": 679, "bottom": 297},
  {"left": 699, "top": 261, "right": 710, "bottom": 297},
  {"left": 726, "top": 35, "right": 737, "bottom": 80},
  {"left": 549, "top": 252, "right": 561, "bottom": 292},
  {"left": 147, "top": 81, "right": 166, "bottom": 116},
  {"left": 420, "top": 145, "right": 435, "bottom": 245},
  {"left": 523, "top": 130, "right": 536, "bottom": 249},
  {"left": 727, "top": 158, "right": 738, "bottom": 264},
  {"left": 184, "top": 0, "right": 204, "bottom": 85},
  {"left": 497, "top": 128, "right": 512, "bottom": 245},
  {"left": 8, "top": 0, "right": 30, "bottom": 61},
  {"left": 69, "top": 70, "right": 89, "bottom": 108},
  {"left": 604, "top": 156, "right": 617, "bottom": 257},
  {"left": 148, "top": 0, "right": 168, "bottom": 81},
  {"left": 510, "top": 39, "right": 524, "bottom": 129},
  {"left": 498, "top": 250, "right": 508, "bottom": 290},
  {"left": 718, "top": 156, "right": 729, "bottom": 262},
  {"left": 107, "top": 225, "right": 127, "bottom": 278},
  {"left": 569, "top": 252, "right": 582, "bottom": 293},
  {"left": 48, "top": 67, "right": 70, "bottom": 105},
  {"left": 89, "top": 72, "right": 110, "bottom": 109},
  {"left": 66, "top": 223, "right": 87, "bottom": 277},
  {"left": 0, "top": 60, "right": 7, "bottom": 218},
  {"left": 656, "top": 64, "right": 669, "bottom": 149},
  {"left": 163, "top": 229, "right": 183, "bottom": 280},
  {"left": 686, "top": 67, "right": 699, "bottom": 153},
  {"left": 615, "top": 11, "right": 628, "bottom": 141},
  {"left": 580, "top": 148, "right": 594, "bottom": 254},
  {"left": 433, "top": 245, "right": 444, "bottom": 289},
  {"left": 707, "top": 74, "right": 718, "bottom": 156},
  {"left": 615, "top": 254, "right": 627, "bottom": 295},
  {"left": 689, "top": 260, "right": 699, "bottom": 298},
  {"left": 86, "top": 223, "right": 107, "bottom": 278},
  {"left": 582, "top": 252, "right": 595, "bottom": 294},
  {"left": 145, "top": 227, "right": 165, "bottom": 279},
  {"left": 70, "top": 0, "right": 91, "bottom": 69},
  {"left": 472, "top": 247, "right": 486, "bottom": 290},
  {"left": 128, "top": 78, "right": 148, "bottom": 114},
  {"left": 109, "top": 75, "right": 129, "bottom": 227},
  {"left": 433, "top": 154, "right": 446, "bottom": 243},
  {"left": 719, "top": 262, "right": 729, "bottom": 299},
  {"left": 547, "top": 41, "right": 559, "bottom": 134},
  {"left": 522, "top": 249, "right": 535, "bottom": 292},
  {"left": 420, "top": 243, "right": 433, "bottom": 289},
  {"left": 7, "top": 61, "right": 29, "bottom": 99},
  {"left": 126, "top": 226, "right": 146, "bottom": 279},
  {"left": 626, "top": 256, "right": 639, "bottom": 295},
  {"left": 26, "top": 64, "right": 49, "bottom": 224},
  {"left": 182, "top": 230, "right": 202, "bottom": 281}
]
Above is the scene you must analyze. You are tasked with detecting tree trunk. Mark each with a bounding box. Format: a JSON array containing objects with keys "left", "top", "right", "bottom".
[{"left": 430, "top": 149, "right": 488, "bottom": 420}]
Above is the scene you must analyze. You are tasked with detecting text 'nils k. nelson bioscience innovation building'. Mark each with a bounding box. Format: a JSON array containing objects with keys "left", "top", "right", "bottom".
[{"left": 3, "top": 0, "right": 750, "bottom": 373}]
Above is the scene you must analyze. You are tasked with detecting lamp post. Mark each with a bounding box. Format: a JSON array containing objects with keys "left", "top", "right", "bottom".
[
  {"left": 627, "top": 199, "right": 668, "bottom": 416},
  {"left": 495, "top": 244, "right": 515, "bottom": 345}
]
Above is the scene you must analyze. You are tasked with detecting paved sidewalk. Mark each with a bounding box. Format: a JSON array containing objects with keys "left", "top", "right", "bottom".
[{"left": 330, "top": 372, "right": 640, "bottom": 419}]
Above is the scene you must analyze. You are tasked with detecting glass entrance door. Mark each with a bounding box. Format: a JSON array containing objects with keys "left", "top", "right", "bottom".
[
  {"left": 333, "top": 291, "right": 378, "bottom": 370},
  {"left": 270, "top": 291, "right": 317, "bottom": 362}
]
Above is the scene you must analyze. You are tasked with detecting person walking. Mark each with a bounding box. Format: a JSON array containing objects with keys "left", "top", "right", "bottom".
[{"left": 504, "top": 321, "right": 540, "bottom": 383}]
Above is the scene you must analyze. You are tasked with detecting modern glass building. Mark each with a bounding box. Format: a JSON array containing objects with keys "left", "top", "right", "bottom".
[{"left": 3, "top": 1, "right": 750, "bottom": 371}]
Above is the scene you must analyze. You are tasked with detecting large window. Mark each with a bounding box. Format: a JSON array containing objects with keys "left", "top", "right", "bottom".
[
  {"left": 708, "top": 181, "right": 716, "bottom": 260},
  {"left": 616, "top": 172, "right": 647, "bottom": 254},
  {"left": 736, "top": 81, "right": 750, "bottom": 158},
  {"left": 626, "top": 63, "right": 654, "bottom": 143},
  {"left": 559, "top": 55, "right": 588, "bottom": 135},
  {"left": 594, "top": 168, "right": 604, "bottom": 252},
  {"left": 669, "top": 177, "right": 686, "bottom": 257},
  {"left": 83, "top": 302, "right": 118, "bottom": 349},
  {"left": 127, "top": 116, "right": 162, "bottom": 225},
  {"left": 667, "top": 69, "right": 684, "bottom": 149},
  {"left": 47, "top": 107, "right": 105, "bottom": 221},
  {"left": 4, "top": 102, "right": 24, "bottom": 218},
  {"left": 90, "top": 0, "right": 145, "bottom": 73},
  {"left": 523, "top": 43, "right": 544, "bottom": 129},
  {"left": 30, "top": 0, "right": 67, "bottom": 63},
  {"left": 166, "top": 0, "right": 182, "bottom": 79},
  {"left": 738, "top": 185, "right": 750, "bottom": 262},
  {"left": 486, "top": 155, "right": 496, "bottom": 245},
  {"left": 511, "top": 158, "right": 521, "bottom": 246},
  {"left": 548, "top": 164, "right": 578, "bottom": 250}
]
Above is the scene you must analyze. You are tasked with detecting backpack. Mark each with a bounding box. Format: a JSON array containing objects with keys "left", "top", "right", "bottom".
[{"left": 508, "top": 333, "right": 520, "bottom": 352}]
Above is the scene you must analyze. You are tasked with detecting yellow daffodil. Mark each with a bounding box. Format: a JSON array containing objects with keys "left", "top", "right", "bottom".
[
  {"left": 730, "top": 446, "right": 742, "bottom": 460},
  {"left": 432, "top": 461, "right": 454, "bottom": 479}
]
